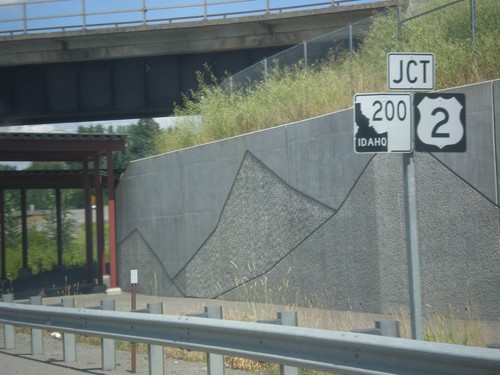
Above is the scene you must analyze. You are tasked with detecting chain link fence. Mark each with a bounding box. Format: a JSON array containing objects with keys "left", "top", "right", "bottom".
[
  {"left": 220, "top": 16, "right": 374, "bottom": 92},
  {"left": 221, "top": 0, "right": 497, "bottom": 93}
]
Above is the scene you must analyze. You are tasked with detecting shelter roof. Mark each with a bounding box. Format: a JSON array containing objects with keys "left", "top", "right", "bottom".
[
  {"left": 0, "top": 132, "right": 126, "bottom": 189},
  {"left": 0, "top": 132, "right": 126, "bottom": 162}
]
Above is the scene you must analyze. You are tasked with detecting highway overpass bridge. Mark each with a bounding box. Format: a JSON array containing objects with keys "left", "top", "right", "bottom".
[{"left": 0, "top": 0, "right": 398, "bottom": 126}]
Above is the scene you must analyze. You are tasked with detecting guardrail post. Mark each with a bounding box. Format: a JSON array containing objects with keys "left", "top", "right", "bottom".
[
  {"left": 205, "top": 306, "right": 224, "bottom": 375},
  {"left": 352, "top": 320, "right": 400, "bottom": 338},
  {"left": 375, "top": 320, "right": 400, "bottom": 338},
  {"left": 30, "top": 296, "right": 43, "bottom": 355},
  {"left": 188, "top": 306, "right": 225, "bottom": 375},
  {"left": 62, "top": 297, "right": 76, "bottom": 362},
  {"left": 101, "top": 300, "right": 116, "bottom": 370},
  {"left": 147, "top": 302, "right": 164, "bottom": 375},
  {"left": 278, "top": 312, "right": 299, "bottom": 375},
  {"left": 1, "top": 294, "right": 15, "bottom": 349},
  {"left": 259, "top": 311, "right": 300, "bottom": 375}
]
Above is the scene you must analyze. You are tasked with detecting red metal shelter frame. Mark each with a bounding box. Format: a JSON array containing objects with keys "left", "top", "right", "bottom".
[{"left": 0, "top": 133, "right": 126, "bottom": 289}]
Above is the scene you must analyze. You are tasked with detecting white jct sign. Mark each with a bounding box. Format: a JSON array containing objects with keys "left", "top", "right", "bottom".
[{"left": 387, "top": 53, "right": 435, "bottom": 91}]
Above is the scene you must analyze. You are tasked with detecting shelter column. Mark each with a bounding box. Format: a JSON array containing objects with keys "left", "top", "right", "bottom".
[
  {"left": 55, "top": 188, "right": 63, "bottom": 269},
  {"left": 106, "top": 150, "right": 119, "bottom": 292},
  {"left": 19, "top": 188, "right": 31, "bottom": 279},
  {"left": 83, "top": 160, "right": 93, "bottom": 283},
  {"left": 94, "top": 156, "right": 105, "bottom": 285},
  {"left": 0, "top": 189, "right": 6, "bottom": 281}
]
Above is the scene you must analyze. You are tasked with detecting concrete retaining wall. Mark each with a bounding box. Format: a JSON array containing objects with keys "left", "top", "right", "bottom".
[{"left": 116, "top": 80, "right": 499, "bottom": 320}]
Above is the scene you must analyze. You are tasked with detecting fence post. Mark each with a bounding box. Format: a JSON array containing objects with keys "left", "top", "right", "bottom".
[
  {"left": 470, "top": 0, "right": 476, "bottom": 61},
  {"left": 30, "top": 296, "right": 43, "bottom": 355},
  {"left": 349, "top": 23, "right": 353, "bottom": 89},
  {"left": 1, "top": 294, "right": 15, "bottom": 349},
  {"left": 303, "top": 41, "right": 308, "bottom": 69},
  {"left": 397, "top": 4, "right": 402, "bottom": 47},
  {"left": 62, "top": 297, "right": 76, "bottom": 362},
  {"left": 101, "top": 300, "right": 116, "bottom": 370},
  {"left": 147, "top": 302, "right": 164, "bottom": 375}
]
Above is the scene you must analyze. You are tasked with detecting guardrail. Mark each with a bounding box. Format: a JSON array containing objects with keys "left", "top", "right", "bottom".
[
  {"left": 0, "top": 0, "right": 362, "bottom": 36},
  {"left": 1, "top": 297, "right": 499, "bottom": 375}
]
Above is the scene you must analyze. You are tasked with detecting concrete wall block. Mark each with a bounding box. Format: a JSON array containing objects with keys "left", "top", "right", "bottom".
[{"left": 116, "top": 80, "right": 500, "bottom": 320}]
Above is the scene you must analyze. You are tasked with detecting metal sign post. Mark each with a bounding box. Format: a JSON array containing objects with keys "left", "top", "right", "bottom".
[{"left": 402, "top": 152, "right": 423, "bottom": 340}]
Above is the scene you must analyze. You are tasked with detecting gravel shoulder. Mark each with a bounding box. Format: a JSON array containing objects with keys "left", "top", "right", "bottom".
[{"left": 0, "top": 329, "right": 254, "bottom": 375}]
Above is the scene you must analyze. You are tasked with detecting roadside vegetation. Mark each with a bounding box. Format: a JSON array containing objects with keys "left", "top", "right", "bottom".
[{"left": 154, "top": 0, "right": 499, "bottom": 154}]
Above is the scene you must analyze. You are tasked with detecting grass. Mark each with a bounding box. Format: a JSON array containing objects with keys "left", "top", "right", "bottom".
[{"left": 154, "top": 0, "right": 499, "bottom": 154}]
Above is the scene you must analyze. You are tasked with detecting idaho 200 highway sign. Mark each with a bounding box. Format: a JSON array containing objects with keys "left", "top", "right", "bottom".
[
  {"left": 354, "top": 93, "right": 412, "bottom": 153},
  {"left": 414, "top": 93, "right": 466, "bottom": 152}
]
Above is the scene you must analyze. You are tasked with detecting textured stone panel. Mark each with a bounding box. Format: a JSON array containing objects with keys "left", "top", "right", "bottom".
[
  {"left": 175, "top": 151, "right": 335, "bottom": 298},
  {"left": 222, "top": 154, "right": 383, "bottom": 313},
  {"left": 415, "top": 153, "right": 500, "bottom": 319},
  {"left": 117, "top": 229, "right": 183, "bottom": 297}
]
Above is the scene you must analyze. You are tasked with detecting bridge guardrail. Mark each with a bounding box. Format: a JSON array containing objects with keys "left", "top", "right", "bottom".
[
  {"left": 0, "top": 0, "right": 363, "bottom": 36},
  {"left": 0, "top": 297, "right": 499, "bottom": 375}
]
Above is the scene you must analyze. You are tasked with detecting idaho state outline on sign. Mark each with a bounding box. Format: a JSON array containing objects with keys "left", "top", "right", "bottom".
[
  {"left": 354, "top": 102, "right": 388, "bottom": 153},
  {"left": 414, "top": 93, "right": 466, "bottom": 153}
]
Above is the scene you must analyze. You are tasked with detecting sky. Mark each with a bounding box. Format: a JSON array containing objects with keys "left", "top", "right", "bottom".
[{"left": 0, "top": 0, "right": 379, "bottom": 168}]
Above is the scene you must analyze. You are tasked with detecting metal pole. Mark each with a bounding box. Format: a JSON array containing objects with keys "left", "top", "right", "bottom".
[
  {"left": 81, "top": 0, "right": 86, "bottom": 29},
  {"left": 470, "top": 0, "right": 477, "bottom": 62},
  {"left": 22, "top": 2, "right": 27, "bottom": 33},
  {"left": 349, "top": 23, "right": 353, "bottom": 89},
  {"left": 397, "top": 5, "right": 402, "bottom": 47},
  {"left": 403, "top": 152, "right": 423, "bottom": 340},
  {"left": 303, "top": 41, "right": 308, "bottom": 69},
  {"left": 142, "top": 0, "right": 146, "bottom": 24}
]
